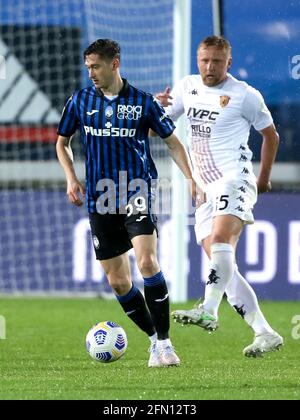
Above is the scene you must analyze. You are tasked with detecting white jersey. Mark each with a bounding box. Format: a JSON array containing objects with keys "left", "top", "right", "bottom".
[{"left": 165, "top": 73, "right": 273, "bottom": 188}]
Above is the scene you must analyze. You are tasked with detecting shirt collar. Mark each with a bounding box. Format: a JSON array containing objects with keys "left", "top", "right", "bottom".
[{"left": 95, "top": 78, "right": 129, "bottom": 98}]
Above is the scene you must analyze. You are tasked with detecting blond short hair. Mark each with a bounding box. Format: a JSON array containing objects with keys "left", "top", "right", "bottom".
[{"left": 198, "top": 36, "right": 232, "bottom": 56}]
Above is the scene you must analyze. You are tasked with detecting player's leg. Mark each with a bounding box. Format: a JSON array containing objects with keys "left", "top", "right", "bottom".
[
  {"left": 125, "top": 204, "right": 180, "bottom": 367},
  {"left": 201, "top": 214, "right": 242, "bottom": 318},
  {"left": 180, "top": 212, "right": 283, "bottom": 356},
  {"left": 182, "top": 231, "right": 283, "bottom": 355},
  {"left": 89, "top": 213, "right": 156, "bottom": 341},
  {"left": 203, "top": 213, "right": 283, "bottom": 355},
  {"left": 171, "top": 198, "right": 219, "bottom": 329},
  {"left": 124, "top": 198, "right": 170, "bottom": 341},
  {"left": 204, "top": 179, "right": 283, "bottom": 352},
  {"left": 225, "top": 267, "right": 283, "bottom": 357},
  {"left": 202, "top": 235, "right": 273, "bottom": 332},
  {"left": 100, "top": 253, "right": 156, "bottom": 338},
  {"left": 132, "top": 232, "right": 180, "bottom": 367},
  {"left": 172, "top": 179, "right": 249, "bottom": 328},
  {"left": 226, "top": 264, "right": 275, "bottom": 334},
  {"left": 131, "top": 232, "right": 169, "bottom": 339},
  {"left": 200, "top": 178, "right": 257, "bottom": 321},
  {"left": 171, "top": 217, "right": 240, "bottom": 329}
]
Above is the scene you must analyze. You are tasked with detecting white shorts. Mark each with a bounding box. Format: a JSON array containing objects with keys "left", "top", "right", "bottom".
[{"left": 195, "top": 177, "right": 257, "bottom": 245}]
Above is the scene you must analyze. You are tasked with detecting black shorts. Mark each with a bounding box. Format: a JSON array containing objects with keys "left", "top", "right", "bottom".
[{"left": 89, "top": 212, "right": 158, "bottom": 260}]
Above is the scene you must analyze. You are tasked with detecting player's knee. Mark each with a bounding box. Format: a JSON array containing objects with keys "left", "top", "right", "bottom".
[
  {"left": 109, "top": 279, "right": 131, "bottom": 295},
  {"left": 106, "top": 274, "right": 131, "bottom": 295},
  {"left": 210, "top": 233, "right": 229, "bottom": 244},
  {"left": 137, "top": 255, "right": 159, "bottom": 277}
]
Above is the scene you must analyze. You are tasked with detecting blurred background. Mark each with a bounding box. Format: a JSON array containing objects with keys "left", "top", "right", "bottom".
[{"left": 0, "top": 0, "right": 299, "bottom": 300}]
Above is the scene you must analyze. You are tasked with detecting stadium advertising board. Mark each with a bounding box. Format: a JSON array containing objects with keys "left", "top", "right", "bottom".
[{"left": 0, "top": 192, "right": 299, "bottom": 300}]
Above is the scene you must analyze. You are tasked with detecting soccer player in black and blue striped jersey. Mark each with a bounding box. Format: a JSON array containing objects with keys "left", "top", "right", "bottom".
[{"left": 57, "top": 39, "right": 195, "bottom": 367}]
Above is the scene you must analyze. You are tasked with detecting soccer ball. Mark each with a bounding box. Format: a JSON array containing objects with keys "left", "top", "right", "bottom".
[{"left": 85, "top": 321, "right": 128, "bottom": 363}]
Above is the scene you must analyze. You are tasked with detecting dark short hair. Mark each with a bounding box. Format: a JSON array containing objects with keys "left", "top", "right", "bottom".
[
  {"left": 83, "top": 39, "right": 121, "bottom": 61},
  {"left": 198, "top": 35, "right": 232, "bottom": 55}
]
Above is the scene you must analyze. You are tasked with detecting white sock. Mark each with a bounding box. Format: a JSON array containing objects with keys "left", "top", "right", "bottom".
[
  {"left": 203, "top": 243, "right": 235, "bottom": 318},
  {"left": 225, "top": 265, "right": 274, "bottom": 335},
  {"left": 149, "top": 333, "right": 157, "bottom": 345},
  {"left": 156, "top": 338, "right": 172, "bottom": 350}
]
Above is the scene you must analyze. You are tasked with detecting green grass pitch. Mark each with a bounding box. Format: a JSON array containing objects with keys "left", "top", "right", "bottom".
[{"left": 0, "top": 298, "right": 299, "bottom": 400}]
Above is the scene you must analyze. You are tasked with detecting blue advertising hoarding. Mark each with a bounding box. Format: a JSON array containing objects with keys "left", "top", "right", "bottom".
[{"left": 0, "top": 191, "right": 299, "bottom": 300}]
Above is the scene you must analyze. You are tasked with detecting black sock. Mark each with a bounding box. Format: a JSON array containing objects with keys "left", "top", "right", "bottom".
[
  {"left": 116, "top": 284, "right": 156, "bottom": 337},
  {"left": 144, "top": 271, "right": 170, "bottom": 340}
]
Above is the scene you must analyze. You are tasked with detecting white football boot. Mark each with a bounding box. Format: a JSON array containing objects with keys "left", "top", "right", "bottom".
[
  {"left": 148, "top": 342, "right": 162, "bottom": 367},
  {"left": 148, "top": 342, "right": 180, "bottom": 367},
  {"left": 172, "top": 302, "right": 218, "bottom": 332},
  {"left": 159, "top": 346, "right": 180, "bottom": 367},
  {"left": 243, "top": 331, "right": 284, "bottom": 358}
]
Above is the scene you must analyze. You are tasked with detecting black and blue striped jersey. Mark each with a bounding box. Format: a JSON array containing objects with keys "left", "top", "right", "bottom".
[{"left": 57, "top": 79, "right": 175, "bottom": 213}]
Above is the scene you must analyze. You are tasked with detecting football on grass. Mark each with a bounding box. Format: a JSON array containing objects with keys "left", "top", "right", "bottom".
[{"left": 86, "top": 321, "right": 128, "bottom": 363}]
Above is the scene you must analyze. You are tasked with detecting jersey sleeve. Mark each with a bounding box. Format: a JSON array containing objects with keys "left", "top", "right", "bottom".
[
  {"left": 242, "top": 86, "right": 273, "bottom": 131},
  {"left": 147, "top": 96, "right": 175, "bottom": 138},
  {"left": 57, "top": 93, "right": 79, "bottom": 137},
  {"left": 164, "top": 79, "right": 185, "bottom": 122}
]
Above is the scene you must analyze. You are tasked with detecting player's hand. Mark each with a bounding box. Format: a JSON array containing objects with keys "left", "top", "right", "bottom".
[
  {"left": 67, "top": 178, "right": 86, "bottom": 206},
  {"left": 156, "top": 86, "right": 173, "bottom": 107},
  {"left": 189, "top": 179, "right": 206, "bottom": 208},
  {"left": 257, "top": 179, "right": 272, "bottom": 194}
]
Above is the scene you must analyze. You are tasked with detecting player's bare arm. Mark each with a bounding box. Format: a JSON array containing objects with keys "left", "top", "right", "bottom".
[
  {"left": 257, "top": 124, "right": 279, "bottom": 193},
  {"left": 164, "top": 133, "right": 192, "bottom": 179},
  {"left": 148, "top": 128, "right": 157, "bottom": 137},
  {"left": 164, "top": 132, "right": 203, "bottom": 205},
  {"left": 56, "top": 135, "right": 85, "bottom": 206}
]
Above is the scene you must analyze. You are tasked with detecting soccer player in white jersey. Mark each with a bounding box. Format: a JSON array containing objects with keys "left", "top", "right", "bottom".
[{"left": 157, "top": 36, "right": 283, "bottom": 358}]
